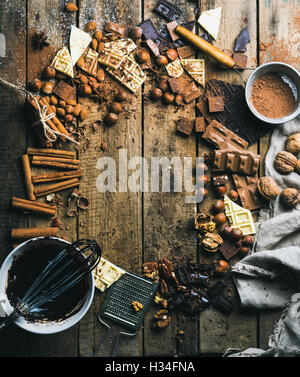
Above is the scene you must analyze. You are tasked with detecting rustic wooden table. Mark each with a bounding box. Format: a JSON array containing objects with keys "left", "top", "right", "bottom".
[{"left": 0, "top": 0, "right": 299, "bottom": 357}]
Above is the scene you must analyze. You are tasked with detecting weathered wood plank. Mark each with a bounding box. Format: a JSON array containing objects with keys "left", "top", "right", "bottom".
[
  {"left": 25, "top": 0, "right": 79, "bottom": 357},
  {"left": 143, "top": 0, "right": 198, "bottom": 356},
  {"left": 258, "top": 0, "right": 300, "bottom": 351},
  {"left": 77, "top": 0, "right": 143, "bottom": 357},
  {"left": 0, "top": 0, "right": 29, "bottom": 357},
  {"left": 198, "top": 0, "right": 258, "bottom": 354}
]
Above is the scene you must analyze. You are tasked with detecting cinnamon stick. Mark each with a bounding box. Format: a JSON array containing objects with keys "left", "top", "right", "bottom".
[
  {"left": 11, "top": 227, "right": 59, "bottom": 240},
  {"left": 29, "top": 97, "right": 61, "bottom": 137},
  {"left": 22, "top": 154, "right": 35, "bottom": 201},
  {"left": 12, "top": 197, "right": 57, "bottom": 217},
  {"left": 34, "top": 178, "right": 79, "bottom": 197},
  {"left": 27, "top": 147, "right": 76, "bottom": 159},
  {"left": 32, "top": 170, "right": 83, "bottom": 183},
  {"left": 32, "top": 155, "right": 80, "bottom": 165},
  {"left": 31, "top": 156, "right": 80, "bottom": 170},
  {"left": 39, "top": 98, "right": 70, "bottom": 140}
]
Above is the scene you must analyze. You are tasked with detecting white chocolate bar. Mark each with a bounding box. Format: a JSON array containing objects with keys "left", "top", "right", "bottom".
[
  {"left": 180, "top": 59, "right": 205, "bottom": 87},
  {"left": 165, "top": 58, "right": 184, "bottom": 78},
  {"left": 198, "top": 7, "right": 222, "bottom": 40},
  {"left": 81, "top": 48, "right": 99, "bottom": 76},
  {"left": 69, "top": 25, "right": 92, "bottom": 66},
  {"left": 224, "top": 195, "right": 256, "bottom": 235},
  {"left": 93, "top": 257, "right": 126, "bottom": 292},
  {"left": 51, "top": 47, "right": 74, "bottom": 78}
]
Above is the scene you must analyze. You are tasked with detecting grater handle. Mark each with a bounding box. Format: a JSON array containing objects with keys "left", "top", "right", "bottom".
[
  {"left": 111, "top": 330, "right": 137, "bottom": 357},
  {"left": 93, "top": 315, "right": 111, "bottom": 357}
]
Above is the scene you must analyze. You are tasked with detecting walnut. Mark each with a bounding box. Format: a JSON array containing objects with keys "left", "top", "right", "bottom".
[
  {"left": 158, "top": 258, "right": 173, "bottom": 280},
  {"left": 280, "top": 188, "right": 300, "bottom": 208},
  {"left": 286, "top": 133, "right": 300, "bottom": 154},
  {"left": 132, "top": 301, "right": 143, "bottom": 312},
  {"left": 257, "top": 176, "right": 280, "bottom": 201},
  {"left": 154, "top": 293, "right": 168, "bottom": 308},
  {"left": 201, "top": 232, "right": 223, "bottom": 253},
  {"left": 142, "top": 262, "right": 159, "bottom": 280},
  {"left": 159, "top": 279, "right": 169, "bottom": 295},
  {"left": 152, "top": 310, "right": 171, "bottom": 329},
  {"left": 274, "top": 151, "right": 297, "bottom": 174},
  {"left": 195, "top": 213, "right": 216, "bottom": 233},
  {"left": 295, "top": 160, "right": 300, "bottom": 175}
]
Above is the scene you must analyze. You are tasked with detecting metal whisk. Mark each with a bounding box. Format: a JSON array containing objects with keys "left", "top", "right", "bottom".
[{"left": 0, "top": 239, "right": 101, "bottom": 330}]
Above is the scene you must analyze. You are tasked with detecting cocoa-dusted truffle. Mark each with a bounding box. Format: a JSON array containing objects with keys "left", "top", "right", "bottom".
[
  {"left": 280, "top": 188, "right": 300, "bottom": 208},
  {"left": 274, "top": 151, "right": 297, "bottom": 174},
  {"left": 286, "top": 133, "right": 300, "bottom": 154},
  {"left": 257, "top": 176, "right": 280, "bottom": 201}
]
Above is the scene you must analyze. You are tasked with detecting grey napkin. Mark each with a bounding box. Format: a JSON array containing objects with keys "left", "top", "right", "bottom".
[{"left": 227, "top": 118, "right": 300, "bottom": 356}]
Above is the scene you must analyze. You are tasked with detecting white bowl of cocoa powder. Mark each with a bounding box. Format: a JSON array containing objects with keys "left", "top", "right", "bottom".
[{"left": 245, "top": 62, "right": 300, "bottom": 124}]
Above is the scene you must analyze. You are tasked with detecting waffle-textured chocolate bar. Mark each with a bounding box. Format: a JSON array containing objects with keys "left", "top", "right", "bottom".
[
  {"left": 203, "top": 79, "right": 272, "bottom": 145},
  {"left": 202, "top": 120, "right": 248, "bottom": 151},
  {"left": 154, "top": 0, "right": 183, "bottom": 21},
  {"left": 213, "top": 149, "right": 260, "bottom": 175},
  {"left": 232, "top": 174, "right": 266, "bottom": 211}
]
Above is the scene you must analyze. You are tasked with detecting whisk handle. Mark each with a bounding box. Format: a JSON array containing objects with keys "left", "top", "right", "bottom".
[{"left": 0, "top": 310, "right": 19, "bottom": 331}]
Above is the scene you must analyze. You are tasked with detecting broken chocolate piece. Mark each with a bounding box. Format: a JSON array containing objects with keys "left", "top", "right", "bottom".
[
  {"left": 207, "top": 281, "right": 227, "bottom": 299},
  {"left": 183, "top": 88, "right": 201, "bottom": 103},
  {"left": 153, "top": 0, "right": 183, "bottom": 21},
  {"left": 53, "top": 80, "right": 76, "bottom": 101},
  {"left": 138, "top": 19, "right": 159, "bottom": 41},
  {"left": 233, "top": 53, "right": 248, "bottom": 70},
  {"left": 177, "top": 45, "right": 196, "bottom": 59},
  {"left": 212, "top": 174, "right": 229, "bottom": 187},
  {"left": 176, "top": 117, "right": 194, "bottom": 136},
  {"left": 202, "top": 120, "right": 249, "bottom": 151},
  {"left": 195, "top": 117, "right": 206, "bottom": 133},
  {"left": 81, "top": 48, "right": 98, "bottom": 77},
  {"left": 155, "top": 35, "right": 174, "bottom": 53},
  {"left": 166, "top": 20, "right": 180, "bottom": 41},
  {"left": 144, "top": 39, "right": 160, "bottom": 56},
  {"left": 219, "top": 238, "right": 239, "bottom": 260},
  {"left": 234, "top": 25, "right": 250, "bottom": 52},
  {"left": 208, "top": 96, "right": 224, "bottom": 112},
  {"left": 105, "top": 22, "right": 127, "bottom": 38},
  {"left": 213, "top": 149, "right": 260, "bottom": 175},
  {"left": 232, "top": 174, "right": 266, "bottom": 211},
  {"left": 167, "top": 77, "right": 180, "bottom": 93}
]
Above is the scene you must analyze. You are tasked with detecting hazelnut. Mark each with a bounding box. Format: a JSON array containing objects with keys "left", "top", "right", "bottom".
[
  {"left": 104, "top": 112, "right": 118, "bottom": 126},
  {"left": 174, "top": 94, "right": 184, "bottom": 106},
  {"left": 214, "top": 212, "right": 227, "bottom": 225},
  {"left": 286, "top": 133, "right": 300, "bottom": 154},
  {"left": 257, "top": 176, "right": 280, "bottom": 201},
  {"left": 31, "top": 78, "right": 42, "bottom": 91},
  {"left": 115, "top": 89, "right": 127, "bottom": 102},
  {"left": 220, "top": 225, "right": 232, "bottom": 238},
  {"left": 166, "top": 48, "right": 178, "bottom": 61},
  {"left": 197, "top": 174, "right": 209, "bottom": 185},
  {"left": 97, "top": 68, "right": 105, "bottom": 82},
  {"left": 280, "top": 188, "right": 300, "bottom": 208},
  {"left": 109, "top": 102, "right": 122, "bottom": 114},
  {"left": 42, "top": 82, "right": 54, "bottom": 94},
  {"left": 228, "top": 190, "right": 239, "bottom": 201},
  {"left": 150, "top": 87, "right": 163, "bottom": 101},
  {"left": 212, "top": 199, "right": 225, "bottom": 213},
  {"left": 213, "top": 259, "right": 229, "bottom": 275},
  {"left": 230, "top": 228, "right": 243, "bottom": 241},
  {"left": 56, "top": 107, "right": 65, "bottom": 117},
  {"left": 156, "top": 55, "right": 169, "bottom": 66},
  {"left": 43, "top": 66, "right": 56, "bottom": 79},
  {"left": 80, "top": 84, "right": 92, "bottom": 96},
  {"left": 215, "top": 185, "right": 227, "bottom": 197},
  {"left": 85, "top": 21, "right": 97, "bottom": 32},
  {"left": 93, "top": 30, "right": 103, "bottom": 42},
  {"left": 136, "top": 49, "right": 150, "bottom": 64},
  {"left": 65, "top": 105, "right": 74, "bottom": 114},
  {"left": 158, "top": 78, "right": 169, "bottom": 92},
  {"left": 79, "top": 108, "right": 88, "bottom": 121},
  {"left": 162, "top": 92, "right": 174, "bottom": 105},
  {"left": 274, "top": 151, "right": 297, "bottom": 174},
  {"left": 239, "top": 246, "right": 249, "bottom": 256},
  {"left": 242, "top": 235, "right": 254, "bottom": 247},
  {"left": 73, "top": 104, "right": 81, "bottom": 117},
  {"left": 131, "top": 27, "right": 143, "bottom": 40}
]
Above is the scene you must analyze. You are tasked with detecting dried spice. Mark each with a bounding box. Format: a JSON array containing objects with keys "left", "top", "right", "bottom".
[{"left": 31, "top": 31, "right": 50, "bottom": 50}]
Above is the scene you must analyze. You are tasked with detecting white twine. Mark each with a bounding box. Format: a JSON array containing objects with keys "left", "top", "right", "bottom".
[{"left": 0, "top": 77, "right": 79, "bottom": 145}]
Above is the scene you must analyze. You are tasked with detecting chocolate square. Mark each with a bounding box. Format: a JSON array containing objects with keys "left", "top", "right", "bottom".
[
  {"left": 53, "top": 80, "right": 76, "bottom": 101},
  {"left": 219, "top": 239, "right": 239, "bottom": 260},
  {"left": 138, "top": 19, "right": 159, "bottom": 41},
  {"left": 177, "top": 45, "right": 196, "bottom": 59},
  {"left": 176, "top": 117, "right": 194, "bottom": 136},
  {"left": 166, "top": 20, "right": 180, "bottom": 41},
  {"left": 195, "top": 117, "right": 206, "bottom": 133},
  {"left": 168, "top": 77, "right": 180, "bottom": 93},
  {"left": 233, "top": 53, "right": 248, "bottom": 70},
  {"left": 208, "top": 96, "right": 224, "bottom": 112},
  {"left": 144, "top": 39, "right": 160, "bottom": 56}
]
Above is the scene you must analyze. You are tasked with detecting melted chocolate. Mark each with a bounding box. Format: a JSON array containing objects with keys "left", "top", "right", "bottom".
[{"left": 6, "top": 243, "right": 89, "bottom": 323}]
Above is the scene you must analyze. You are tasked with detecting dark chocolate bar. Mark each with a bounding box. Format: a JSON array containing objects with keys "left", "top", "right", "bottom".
[
  {"left": 232, "top": 174, "right": 266, "bottom": 211},
  {"left": 203, "top": 79, "right": 272, "bottom": 145},
  {"left": 219, "top": 239, "right": 239, "bottom": 260},
  {"left": 213, "top": 149, "right": 260, "bottom": 175},
  {"left": 138, "top": 19, "right": 159, "bottom": 41},
  {"left": 153, "top": 0, "right": 183, "bottom": 21},
  {"left": 154, "top": 35, "right": 174, "bottom": 53}
]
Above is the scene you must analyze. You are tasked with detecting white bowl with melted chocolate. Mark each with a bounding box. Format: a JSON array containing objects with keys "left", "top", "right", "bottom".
[
  {"left": 245, "top": 62, "right": 300, "bottom": 124},
  {"left": 0, "top": 237, "right": 95, "bottom": 334}
]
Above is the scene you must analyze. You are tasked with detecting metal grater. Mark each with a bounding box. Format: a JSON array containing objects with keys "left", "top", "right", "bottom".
[{"left": 94, "top": 271, "right": 158, "bottom": 356}]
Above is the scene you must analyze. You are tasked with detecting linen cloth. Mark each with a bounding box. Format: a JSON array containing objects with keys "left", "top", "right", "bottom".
[{"left": 227, "top": 118, "right": 300, "bottom": 357}]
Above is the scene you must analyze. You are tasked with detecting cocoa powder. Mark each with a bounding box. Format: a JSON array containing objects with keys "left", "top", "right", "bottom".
[{"left": 250, "top": 73, "right": 295, "bottom": 118}]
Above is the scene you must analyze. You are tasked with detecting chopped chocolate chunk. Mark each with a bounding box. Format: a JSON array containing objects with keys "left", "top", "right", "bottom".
[
  {"left": 177, "top": 45, "right": 196, "bottom": 59},
  {"left": 144, "top": 39, "right": 160, "bottom": 56},
  {"left": 233, "top": 53, "right": 248, "bottom": 69},
  {"left": 176, "top": 117, "right": 194, "bottom": 136},
  {"left": 167, "top": 77, "right": 180, "bottom": 93},
  {"left": 53, "top": 80, "right": 76, "bottom": 101},
  {"left": 212, "top": 174, "right": 229, "bottom": 187},
  {"left": 184, "top": 88, "right": 201, "bottom": 103},
  {"left": 232, "top": 174, "right": 266, "bottom": 211},
  {"left": 195, "top": 117, "right": 206, "bottom": 133},
  {"left": 154, "top": 35, "right": 174, "bottom": 53},
  {"left": 104, "top": 22, "right": 127, "bottom": 38},
  {"left": 153, "top": 0, "right": 183, "bottom": 21},
  {"left": 208, "top": 96, "right": 224, "bottom": 112},
  {"left": 138, "top": 19, "right": 159, "bottom": 41},
  {"left": 234, "top": 25, "right": 250, "bottom": 52},
  {"left": 166, "top": 20, "right": 180, "bottom": 41},
  {"left": 219, "top": 239, "right": 239, "bottom": 260}
]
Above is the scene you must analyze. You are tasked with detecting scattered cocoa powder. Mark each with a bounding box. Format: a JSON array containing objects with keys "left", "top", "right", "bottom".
[{"left": 250, "top": 73, "right": 295, "bottom": 118}]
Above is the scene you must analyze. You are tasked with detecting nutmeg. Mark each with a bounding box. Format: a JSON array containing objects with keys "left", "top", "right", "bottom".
[
  {"left": 257, "top": 176, "right": 280, "bottom": 201},
  {"left": 166, "top": 48, "right": 178, "bottom": 61},
  {"left": 162, "top": 92, "right": 174, "bottom": 105},
  {"left": 131, "top": 26, "right": 143, "bottom": 40},
  {"left": 286, "top": 133, "right": 300, "bottom": 154},
  {"left": 280, "top": 188, "right": 300, "bottom": 208},
  {"left": 43, "top": 66, "right": 56, "bottom": 79},
  {"left": 42, "top": 81, "right": 54, "bottom": 94},
  {"left": 104, "top": 112, "right": 118, "bottom": 126},
  {"left": 274, "top": 151, "right": 297, "bottom": 174},
  {"left": 150, "top": 88, "right": 163, "bottom": 101},
  {"left": 156, "top": 55, "right": 169, "bottom": 66},
  {"left": 136, "top": 49, "right": 150, "bottom": 64},
  {"left": 109, "top": 102, "right": 122, "bottom": 114}
]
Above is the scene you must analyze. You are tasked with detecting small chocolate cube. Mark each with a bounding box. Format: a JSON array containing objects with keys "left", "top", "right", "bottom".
[
  {"left": 176, "top": 117, "right": 194, "bottom": 136},
  {"left": 195, "top": 117, "right": 206, "bottom": 133},
  {"left": 208, "top": 96, "right": 224, "bottom": 113},
  {"left": 177, "top": 45, "right": 196, "bottom": 59},
  {"left": 168, "top": 77, "right": 180, "bottom": 93},
  {"left": 53, "top": 80, "right": 76, "bottom": 101},
  {"left": 233, "top": 53, "right": 248, "bottom": 70}
]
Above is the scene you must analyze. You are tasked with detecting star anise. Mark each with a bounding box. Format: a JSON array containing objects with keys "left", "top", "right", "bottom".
[{"left": 31, "top": 31, "right": 50, "bottom": 50}]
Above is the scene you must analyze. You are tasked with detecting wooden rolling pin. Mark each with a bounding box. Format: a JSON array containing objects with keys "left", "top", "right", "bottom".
[{"left": 175, "top": 25, "right": 235, "bottom": 69}]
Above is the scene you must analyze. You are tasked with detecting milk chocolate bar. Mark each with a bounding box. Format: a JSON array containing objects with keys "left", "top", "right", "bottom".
[
  {"left": 154, "top": 0, "right": 183, "bottom": 21},
  {"left": 105, "top": 22, "right": 127, "bottom": 38},
  {"left": 213, "top": 149, "right": 260, "bottom": 175},
  {"left": 232, "top": 174, "right": 266, "bottom": 211},
  {"left": 202, "top": 120, "right": 248, "bottom": 151},
  {"left": 53, "top": 80, "right": 76, "bottom": 101}
]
